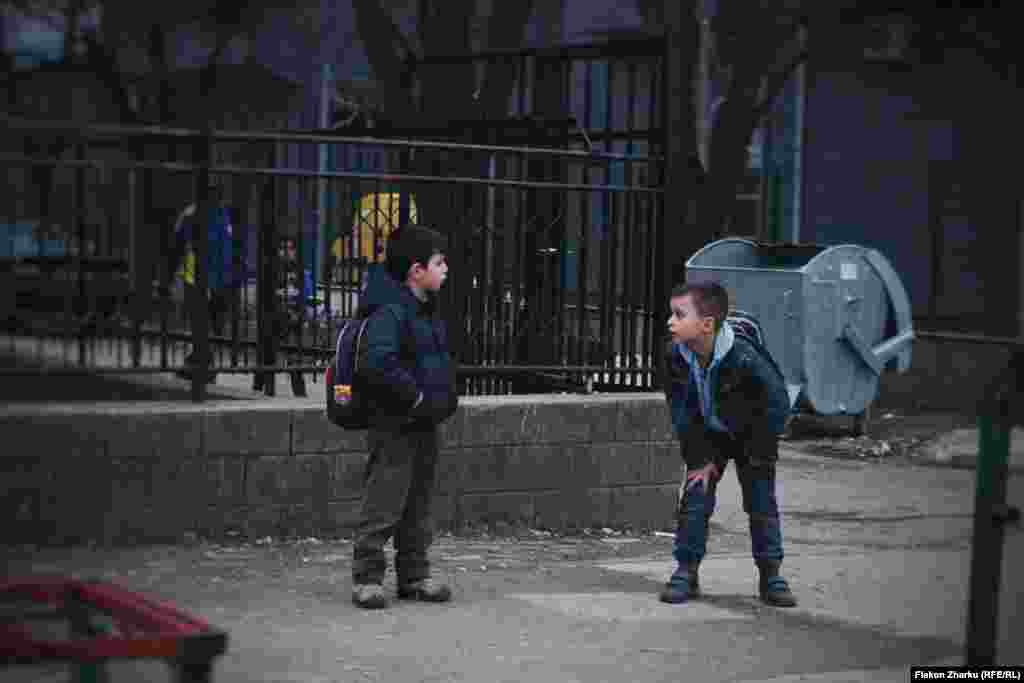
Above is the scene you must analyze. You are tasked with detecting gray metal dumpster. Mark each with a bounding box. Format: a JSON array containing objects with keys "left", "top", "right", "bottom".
[{"left": 685, "top": 239, "right": 914, "bottom": 419}]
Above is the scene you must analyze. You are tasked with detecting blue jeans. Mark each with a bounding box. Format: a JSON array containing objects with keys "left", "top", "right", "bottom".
[{"left": 673, "top": 425, "right": 784, "bottom": 567}]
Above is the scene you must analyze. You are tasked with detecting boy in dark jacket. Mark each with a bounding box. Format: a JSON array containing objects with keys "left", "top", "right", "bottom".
[
  {"left": 660, "top": 281, "right": 797, "bottom": 607},
  {"left": 351, "top": 225, "right": 458, "bottom": 609}
]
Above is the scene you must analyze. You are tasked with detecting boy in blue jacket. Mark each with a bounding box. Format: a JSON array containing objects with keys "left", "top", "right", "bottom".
[
  {"left": 660, "top": 281, "right": 797, "bottom": 607},
  {"left": 351, "top": 225, "right": 458, "bottom": 609}
]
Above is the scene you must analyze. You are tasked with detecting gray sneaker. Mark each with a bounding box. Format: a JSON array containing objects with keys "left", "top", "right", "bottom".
[{"left": 352, "top": 583, "right": 389, "bottom": 609}]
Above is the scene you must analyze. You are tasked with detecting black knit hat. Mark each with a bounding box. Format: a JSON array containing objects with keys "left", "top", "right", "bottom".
[{"left": 385, "top": 225, "right": 447, "bottom": 282}]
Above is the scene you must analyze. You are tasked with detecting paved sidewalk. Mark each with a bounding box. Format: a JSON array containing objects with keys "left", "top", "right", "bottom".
[
  {"left": 7, "top": 450, "right": 1021, "bottom": 682},
  {"left": 1, "top": 534, "right": 971, "bottom": 683}
]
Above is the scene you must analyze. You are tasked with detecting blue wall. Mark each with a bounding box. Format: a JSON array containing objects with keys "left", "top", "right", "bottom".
[{"left": 802, "top": 66, "right": 955, "bottom": 320}]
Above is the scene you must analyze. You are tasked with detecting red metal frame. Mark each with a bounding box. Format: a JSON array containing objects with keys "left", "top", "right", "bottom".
[{"left": 0, "top": 577, "right": 227, "bottom": 669}]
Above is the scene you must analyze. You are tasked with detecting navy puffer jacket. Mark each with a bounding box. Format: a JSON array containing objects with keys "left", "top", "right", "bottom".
[{"left": 356, "top": 265, "right": 458, "bottom": 428}]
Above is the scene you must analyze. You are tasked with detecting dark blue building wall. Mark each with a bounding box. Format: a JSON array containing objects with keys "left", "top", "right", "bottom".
[
  {"left": 802, "top": 65, "right": 955, "bottom": 322},
  {"left": 802, "top": 52, "right": 1022, "bottom": 336}
]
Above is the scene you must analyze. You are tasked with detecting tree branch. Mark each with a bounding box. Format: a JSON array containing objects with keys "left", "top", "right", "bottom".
[
  {"left": 147, "top": 23, "right": 171, "bottom": 123},
  {"left": 351, "top": 0, "right": 417, "bottom": 119},
  {"left": 754, "top": 47, "right": 807, "bottom": 120},
  {"left": 476, "top": 0, "right": 536, "bottom": 118},
  {"left": 81, "top": 32, "right": 144, "bottom": 123}
]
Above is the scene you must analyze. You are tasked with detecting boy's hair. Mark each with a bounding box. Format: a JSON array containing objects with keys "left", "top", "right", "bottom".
[
  {"left": 671, "top": 281, "right": 729, "bottom": 332},
  {"left": 385, "top": 225, "right": 447, "bottom": 283}
]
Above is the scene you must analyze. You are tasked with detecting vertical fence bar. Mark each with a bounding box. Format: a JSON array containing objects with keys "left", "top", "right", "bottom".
[
  {"left": 555, "top": 177, "right": 568, "bottom": 367},
  {"left": 60, "top": 152, "right": 74, "bottom": 366},
  {"left": 476, "top": 156, "right": 489, "bottom": 396},
  {"left": 257, "top": 143, "right": 278, "bottom": 396},
  {"left": 625, "top": 59, "right": 639, "bottom": 386},
  {"left": 965, "top": 351, "right": 1022, "bottom": 666},
  {"left": 514, "top": 152, "right": 527, "bottom": 371},
  {"left": 606, "top": 173, "right": 619, "bottom": 386},
  {"left": 191, "top": 129, "right": 212, "bottom": 403},
  {"left": 75, "top": 142, "right": 88, "bottom": 368},
  {"left": 131, "top": 144, "right": 145, "bottom": 369},
  {"left": 644, "top": 168, "right": 658, "bottom": 389},
  {"left": 578, "top": 59, "right": 593, "bottom": 371},
  {"left": 230, "top": 196, "right": 242, "bottom": 371},
  {"left": 600, "top": 60, "right": 613, "bottom": 385}
]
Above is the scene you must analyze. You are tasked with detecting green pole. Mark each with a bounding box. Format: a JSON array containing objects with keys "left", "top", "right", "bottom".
[{"left": 965, "top": 352, "right": 1019, "bottom": 666}]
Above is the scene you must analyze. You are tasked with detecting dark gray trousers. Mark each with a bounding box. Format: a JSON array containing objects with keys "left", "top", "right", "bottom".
[{"left": 352, "top": 425, "right": 440, "bottom": 585}]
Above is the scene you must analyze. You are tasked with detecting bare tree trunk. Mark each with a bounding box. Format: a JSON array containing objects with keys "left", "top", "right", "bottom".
[
  {"left": 662, "top": 0, "right": 703, "bottom": 288},
  {"left": 700, "top": 2, "right": 801, "bottom": 238}
]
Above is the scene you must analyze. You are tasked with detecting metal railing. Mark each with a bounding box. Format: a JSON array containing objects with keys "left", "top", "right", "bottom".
[{"left": 1, "top": 116, "right": 666, "bottom": 400}]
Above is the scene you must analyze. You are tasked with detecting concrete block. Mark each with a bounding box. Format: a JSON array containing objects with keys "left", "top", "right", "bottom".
[
  {"left": 148, "top": 456, "right": 211, "bottom": 503},
  {"left": 524, "top": 401, "right": 617, "bottom": 445},
  {"left": 456, "top": 445, "right": 510, "bottom": 491},
  {"left": 196, "top": 505, "right": 242, "bottom": 540},
  {"left": 291, "top": 407, "right": 367, "bottom": 455},
  {"left": 245, "top": 455, "right": 326, "bottom": 506},
  {"left": 325, "top": 498, "right": 362, "bottom": 535},
  {"left": 459, "top": 403, "right": 538, "bottom": 446},
  {"left": 608, "top": 485, "right": 677, "bottom": 531},
  {"left": 0, "top": 415, "right": 107, "bottom": 460},
  {"left": 575, "top": 488, "right": 615, "bottom": 530},
  {"left": 458, "top": 492, "right": 535, "bottom": 528},
  {"left": 571, "top": 443, "right": 652, "bottom": 487},
  {"left": 332, "top": 452, "right": 369, "bottom": 499},
  {"left": 105, "top": 413, "right": 202, "bottom": 460},
  {"left": 111, "top": 506, "right": 188, "bottom": 545},
  {"left": 211, "top": 457, "right": 247, "bottom": 503},
  {"left": 438, "top": 407, "right": 466, "bottom": 449},
  {"left": 0, "top": 456, "right": 46, "bottom": 545},
  {"left": 615, "top": 399, "right": 662, "bottom": 442},
  {"left": 204, "top": 409, "right": 291, "bottom": 458},
  {"left": 141, "top": 457, "right": 210, "bottom": 538},
  {"left": 202, "top": 503, "right": 284, "bottom": 540},
  {"left": 101, "top": 457, "right": 153, "bottom": 544},
  {"left": 531, "top": 490, "right": 575, "bottom": 532},
  {"left": 561, "top": 400, "right": 619, "bottom": 443},
  {"left": 50, "top": 456, "right": 121, "bottom": 545},
  {"left": 458, "top": 400, "right": 618, "bottom": 446},
  {"left": 457, "top": 445, "right": 571, "bottom": 493},
  {"left": 650, "top": 442, "right": 683, "bottom": 483},
  {"left": 278, "top": 504, "right": 318, "bottom": 538},
  {"left": 649, "top": 401, "right": 676, "bottom": 442},
  {"left": 533, "top": 487, "right": 615, "bottom": 532}
]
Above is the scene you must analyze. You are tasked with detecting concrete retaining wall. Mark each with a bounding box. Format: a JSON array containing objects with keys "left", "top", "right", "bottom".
[{"left": 0, "top": 394, "right": 682, "bottom": 546}]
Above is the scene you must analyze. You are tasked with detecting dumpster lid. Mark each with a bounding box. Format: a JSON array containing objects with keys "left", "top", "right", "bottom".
[{"left": 686, "top": 238, "right": 829, "bottom": 270}]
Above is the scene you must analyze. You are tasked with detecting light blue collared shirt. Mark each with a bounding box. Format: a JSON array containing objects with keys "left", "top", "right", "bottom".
[{"left": 677, "top": 321, "right": 735, "bottom": 434}]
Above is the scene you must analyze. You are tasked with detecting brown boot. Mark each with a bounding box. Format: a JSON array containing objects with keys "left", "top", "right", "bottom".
[
  {"left": 658, "top": 561, "right": 701, "bottom": 603},
  {"left": 757, "top": 561, "right": 797, "bottom": 607}
]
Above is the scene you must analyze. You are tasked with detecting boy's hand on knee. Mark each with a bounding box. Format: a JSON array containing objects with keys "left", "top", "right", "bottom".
[{"left": 686, "top": 463, "right": 720, "bottom": 493}]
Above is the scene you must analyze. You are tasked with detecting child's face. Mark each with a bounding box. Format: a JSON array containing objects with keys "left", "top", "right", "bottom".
[
  {"left": 410, "top": 252, "right": 448, "bottom": 292},
  {"left": 667, "top": 295, "right": 714, "bottom": 345}
]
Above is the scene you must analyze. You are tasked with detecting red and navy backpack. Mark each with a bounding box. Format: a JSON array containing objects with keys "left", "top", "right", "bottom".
[{"left": 325, "top": 314, "right": 372, "bottom": 429}]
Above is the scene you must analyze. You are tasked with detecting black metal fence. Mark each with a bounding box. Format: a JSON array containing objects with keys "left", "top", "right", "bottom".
[{"left": 0, "top": 116, "right": 665, "bottom": 399}]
